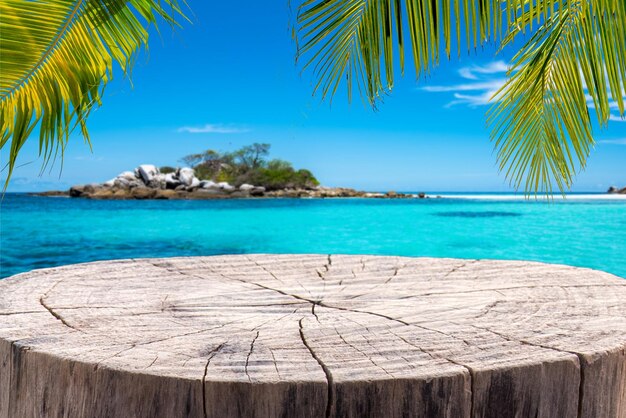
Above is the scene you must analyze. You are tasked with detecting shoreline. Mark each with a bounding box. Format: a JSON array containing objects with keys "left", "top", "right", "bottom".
[
  {"left": 27, "top": 191, "right": 626, "bottom": 201},
  {"left": 30, "top": 188, "right": 432, "bottom": 200}
]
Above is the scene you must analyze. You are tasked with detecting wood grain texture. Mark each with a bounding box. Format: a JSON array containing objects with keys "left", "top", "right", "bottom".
[{"left": 0, "top": 255, "right": 624, "bottom": 418}]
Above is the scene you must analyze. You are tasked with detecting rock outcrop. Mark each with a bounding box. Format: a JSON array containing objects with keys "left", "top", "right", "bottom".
[
  {"left": 34, "top": 165, "right": 431, "bottom": 200},
  {"left": 607, "top": 186, "right": 626, "bottom": 194}
]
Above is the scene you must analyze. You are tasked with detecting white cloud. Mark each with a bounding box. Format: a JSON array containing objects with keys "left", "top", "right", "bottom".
[
  {"left": 422, "top": 79, "right": 506, "bottom": 93},
  {"left": 446, "top": 89, "right": 503, "bottom": 108},
  {"left": 421, "top": 62, "right": 508, "bottom": 108},
  {"left": 609, "top": 114, "right": 625, "bottom": 122},
  {"left": 458, "top": 61, "right": 509, "bottom": 80},
  {"left": 177, "top": 124, "right": 250, "bottom": 134},
  {"left": 597, "top": 138, "right": 626, "bottom": 145},
  {"left": 423, "top": 61, "right": 622, "bottom": 111}
]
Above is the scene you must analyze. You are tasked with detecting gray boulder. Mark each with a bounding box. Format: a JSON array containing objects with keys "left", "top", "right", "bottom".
[
  {"left": 137, "top": 164, "right": 159, "bottom": 184},
  {"left": 69, "top": 184, "right": 102, "bottom": 197},
  {"left": 69, "top": 185, "right": 88, "bottom": 197},
  {"left": 187, "top": 177, "right": 201, "bottom": 190},
  {"left": 250, "top": 186, "right": 266, "bottom": 197},
  {"left": 164, "top": 173, "right": 181, "bottom": 190},
  {"left": 117, "top": 171, "right": 137, "bottom": 181},
  {"left": 239, "top": 184, "right": 255, "bottom": 191},
  {"left": 147, "top": 173, "right": 166, "bottom": 189},
  {"left": 200, "top": 180, "right": 218, "bottom": 189},
  {"left": 177, "top": 167, "right": 195, "bottom": 186},
  {"left": 218, "top": 182, "right": 235, "bottom": 192}
]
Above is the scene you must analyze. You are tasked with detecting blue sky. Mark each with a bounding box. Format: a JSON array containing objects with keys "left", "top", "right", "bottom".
[{"left": 2, "top": 1, "right": 625, "bottom": 192}]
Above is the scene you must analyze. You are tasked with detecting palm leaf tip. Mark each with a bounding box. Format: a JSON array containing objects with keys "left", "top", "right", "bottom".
[{"left": 0, "top": 0, "right": 186, "bottom": 188}]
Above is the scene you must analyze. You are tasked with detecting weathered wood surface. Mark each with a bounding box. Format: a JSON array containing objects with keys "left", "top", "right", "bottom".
[{"left": 1, "top": 255, "right": 625, "bottom": 418}]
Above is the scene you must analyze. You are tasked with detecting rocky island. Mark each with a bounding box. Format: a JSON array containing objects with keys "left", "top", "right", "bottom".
[
  {"left": 34, "top": 144, "right": 428, "bottom": 200},
  {"left": 607, "top": 186, "right": 626, "bottom": 194},
  {"left": 34, "top": 164, "right": 425, "bottom": 200}
]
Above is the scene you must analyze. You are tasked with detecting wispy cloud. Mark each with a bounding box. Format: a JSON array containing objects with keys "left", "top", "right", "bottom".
[
  {"left": 457, "top": 61, "right": 508, "bottom": 80},
  {"left": 420, "top": 61, "right": 508, "bottom": 108},
  {"left": 597, "top": 138, "right": 626, "bottom": 145},
  {"left": 608, "top": 114, "right": 625, "bottom": 122},
  {"left": 177, "top": 123, "right": 250, "bottom": 134},
  {"left": 421, "top": 80, "right": 506, "bottom": 93}
]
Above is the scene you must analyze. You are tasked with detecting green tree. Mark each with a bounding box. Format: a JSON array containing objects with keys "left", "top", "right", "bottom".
[
  {"left": 233, "top": 143, "right": 271, "bottom": 171},
  {"left": 181, "top": 150, "right": 234, "bottom": 180},
  {"left": 180, "top": 145, "right": 320, "bottom": 189},
  {"left": 297, "top": 0, "right": 625, "bottom": 194}
]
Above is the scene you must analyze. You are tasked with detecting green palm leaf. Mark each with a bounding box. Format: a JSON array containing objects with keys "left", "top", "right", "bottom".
[
  {"left": 0, "top": 0, "right": 185, "bottom": 187},
  {"left": 297, "top": 0, "right": 626, "bottom": 194}
]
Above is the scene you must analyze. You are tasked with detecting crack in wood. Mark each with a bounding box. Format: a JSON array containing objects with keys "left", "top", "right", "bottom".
[
  {"left": 94, "top": 345, "right": 137, "bottom": 370},
  {"left": 145, "top": 355, "right": 159, "bottom": 369},
  {"left": 251, "top": 308, "right": 301, "bottom": 332},
  {"left": 576, "top": 352, "right": 586, "bottom": 418},
  {"left": 333, "top": 326, "right": 394, "bottom": 379},
  {"left": 443, "top": 260, "right": 478, "bottom": 278},
  {"left": 137, "top": 325, "right": 234, "bottom": 348},
  {"left": 37, "top": 276, "right": 83, "bottom": 332},
  {"left": 464, "top": 322, "right": 583, "bottom": 359},
  {"left": 388, "top": 328, "right": 476, "bottom": 418},
  {"left": 355, "top": 264, "right": 405, "bottom": 297},
  {"left": 472, "top": 300, "right": 502, "bottom": 319},
  {"left": 317, "top": 256, "right": 332, "bottom": 295},
  {"left": 268, "top": 348, "right": 281, "bottom": 379},
  {"left": 39, "top": 296, "right": 81, "bottom": 332},
  {"left": 299, "top": 318, "right": 334, "bottom": 418},
  {"left": 244, "top": 257, "right": 313, "bottom": 298},
  {"left": 202, "top": 343, "right": 226, "bottom": 418},
  {"left": 459, "top": 321, "right": 589, "bottom": 418},
  {"left": 384, "top": 266, "right": 400, "bottom": 284},
  {"left": 311, "top": 303, "right": 320, "bottom": 322},
  {"left": 395, "top": 283, "right": 624, "bottom": 300},
  {"left": 0, "top": 311, "right": 42, "bottom": 316},
  {"left": 244, "top": 331, "right": 260, "bottom": 382}
]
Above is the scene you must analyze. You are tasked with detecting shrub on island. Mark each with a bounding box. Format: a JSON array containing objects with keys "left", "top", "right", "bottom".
[
  {"left": 159, "top": 166, "right": 176, "bottom": 174},
  {"left": 181, "top": 144, "right": 320, "bottom": 190}
]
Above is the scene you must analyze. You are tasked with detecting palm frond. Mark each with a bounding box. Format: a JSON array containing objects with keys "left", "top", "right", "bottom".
[
  {"left": 0, "top": 0, "right": 185, "bottom": 187},
  {"left": 297, "top": 0, "right": 626, "bottom": 194},
  {"left": 490, "top": 1, "right": 626, "bottom": 195},
  {"left": 297, "top": 0, "right": 539, "bottom": 105}
]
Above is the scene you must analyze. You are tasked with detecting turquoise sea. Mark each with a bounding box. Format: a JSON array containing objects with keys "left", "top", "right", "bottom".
[{"left": 1, "top": 193, "right": 625, "bottom": 279}]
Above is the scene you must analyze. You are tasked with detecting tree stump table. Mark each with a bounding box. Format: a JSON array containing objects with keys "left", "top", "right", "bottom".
[{"left": 1, "top": 255, "right": 625, "bottom": 418}]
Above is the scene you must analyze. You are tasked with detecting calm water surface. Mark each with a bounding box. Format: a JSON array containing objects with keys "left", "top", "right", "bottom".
[{"left": 1, "top": 193, "right": 625, "bottom": 278}]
